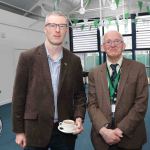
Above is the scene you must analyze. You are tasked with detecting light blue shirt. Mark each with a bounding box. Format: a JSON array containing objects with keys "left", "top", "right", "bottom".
[{"left": 45, "top": 47, "right": 63, "bottom": 122}]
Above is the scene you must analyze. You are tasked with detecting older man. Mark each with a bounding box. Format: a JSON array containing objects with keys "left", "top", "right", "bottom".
[{"left": 88, "top": 30, "right": 148, "bottom": 150}]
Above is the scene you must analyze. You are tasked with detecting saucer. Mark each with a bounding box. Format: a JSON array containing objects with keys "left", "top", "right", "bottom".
[
  {"left": 58, "top": 125, "right": 76, "bottom": 134},
  {"left": 0, "top": 119, "right": 2, "bottom": 135}
]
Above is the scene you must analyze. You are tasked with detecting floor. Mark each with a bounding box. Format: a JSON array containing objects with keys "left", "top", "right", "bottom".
[
  {"left": 0, "top": 104, "right": 94, "bottom": 150},
  {"left": 0, "top": 87, "right": 150, "bottom": 150}
]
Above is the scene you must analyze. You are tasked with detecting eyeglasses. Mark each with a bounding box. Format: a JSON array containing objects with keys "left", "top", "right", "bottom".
[
  {"left": 104, "top": 40, "right": 123, "bottom": 46},
  {"left": 45, "top": 23, "right": 68, "bottom": 30}
]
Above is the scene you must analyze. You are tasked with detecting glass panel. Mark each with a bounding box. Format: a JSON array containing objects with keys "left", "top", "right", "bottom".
[
  {"left": 104, "top": 19, "right": 131, "bottom": 34},
  {"left": 75, "top": 52, "right": 100, "bottom": 71},
  {"left": 136, "top": 15, "right": 150, "bottom": 49},
  {"left": 72, "top": 22, "right": 98, "bottom": 52},
  {"left": 123, "top": 51, "right": 132, "bottom": 59},
  {"left": 119, "top": 19, "right": 132, "bottom": 34},
  {"left": 123, "top": 36, "right": 132, "bottom": 50},
  {"left": 135, "top": 50, "right": 150, "bottom": 78}
]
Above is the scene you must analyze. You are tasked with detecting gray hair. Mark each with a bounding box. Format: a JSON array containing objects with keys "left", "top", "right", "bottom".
[{"left": 45, "top": 11, "right": 68, "bottom": 25}]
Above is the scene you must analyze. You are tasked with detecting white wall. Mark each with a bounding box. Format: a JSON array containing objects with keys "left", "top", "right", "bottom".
[
  {"left": 0, "top": 9, "right": 44, "bottom": 105},
  {"left": 0, "top": 44, "right": 14, "bottom": 105}
]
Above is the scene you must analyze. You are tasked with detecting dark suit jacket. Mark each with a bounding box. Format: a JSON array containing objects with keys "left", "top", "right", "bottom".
[
  {"left": 88, "top": 58, "right": 148, "bottom": 150},
  {"left": 12, "top": 44, "right": 86, "bottom": 147}
]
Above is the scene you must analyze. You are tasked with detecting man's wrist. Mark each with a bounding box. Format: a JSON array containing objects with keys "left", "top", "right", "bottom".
[
  {"left": 99, "top": 126, "right": 107, "bottom": 135},
  {"left": 75, "top": 117, "right": 83, "bottom": 123}
]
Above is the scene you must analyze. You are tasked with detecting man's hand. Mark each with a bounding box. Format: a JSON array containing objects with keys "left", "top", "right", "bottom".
[
  {"left": 99, "top": 127, "right": 123, "bottom": 145},
  {"left": 73, "top": 117, "right": 84, "bottom": 134},
  {"left": 114, "top": 128, "right": 123, "bottom": 138},
  {"left": 15, "top": 133, "right": 26, "bottom": 148}
]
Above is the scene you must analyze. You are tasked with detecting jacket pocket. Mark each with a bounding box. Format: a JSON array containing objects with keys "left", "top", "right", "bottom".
[{"left": 24, "top": 112, "right": 38, "bottom": 119}]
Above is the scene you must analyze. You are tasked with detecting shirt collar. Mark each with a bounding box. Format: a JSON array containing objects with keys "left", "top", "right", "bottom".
[
  {"left": 45, "top": 45, "right": 63, "bottom": 62},
  {"left": 107, "top": 56, "right": 123, "bottom": 69}
]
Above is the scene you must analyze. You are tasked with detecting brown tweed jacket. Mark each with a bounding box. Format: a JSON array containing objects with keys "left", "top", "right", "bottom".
[
  {"left": 12, "top": 44, "right": 86, "bottom": 147},
  {"left": 88, "top": 58, "right": 148, "bottom": 150}
]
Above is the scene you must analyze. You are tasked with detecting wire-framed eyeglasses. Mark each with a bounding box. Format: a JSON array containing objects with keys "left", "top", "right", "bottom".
[
  {"left": 45, "top": 23, "right": 68, "bottom": 30},
  {"left": 104, "top": 40, "right": 123, "bottom": 46}
]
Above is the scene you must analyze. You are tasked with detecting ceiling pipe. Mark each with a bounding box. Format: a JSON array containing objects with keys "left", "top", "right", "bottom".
[{"left": 0, "top": 0, "right": 44, "bottom": 19}]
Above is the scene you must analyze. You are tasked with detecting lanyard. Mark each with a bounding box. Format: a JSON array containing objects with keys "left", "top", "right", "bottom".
[{"left": 107, "top": 68, "right": 120, "bottom": 103}]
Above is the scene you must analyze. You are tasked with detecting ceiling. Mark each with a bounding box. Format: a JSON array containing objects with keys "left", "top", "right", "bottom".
[{"left": 0, "top": 0, "right": 150, "bottom": 21}]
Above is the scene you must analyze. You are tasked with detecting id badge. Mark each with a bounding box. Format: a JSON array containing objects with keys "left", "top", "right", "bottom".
[{"left": 111, "top": 104, "right": 116, "bottom": 113}]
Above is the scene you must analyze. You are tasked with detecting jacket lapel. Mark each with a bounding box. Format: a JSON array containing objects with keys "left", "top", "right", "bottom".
[
  {"left": 57, "top": 49, "right": 69, "bottom": 96},
  {"left": 116, "top": 58, "right": 130, "bottom": 105},
  {"left": 99, "top": 63, "right": 111, "bottom": 110},
  {"left": 36, "top": 44, "right": 54, "bottom": 99}
]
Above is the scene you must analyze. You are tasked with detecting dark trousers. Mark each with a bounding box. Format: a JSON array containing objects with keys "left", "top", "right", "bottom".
[{"left": 24, "top": 123, "right": 76, "bottom": 150}]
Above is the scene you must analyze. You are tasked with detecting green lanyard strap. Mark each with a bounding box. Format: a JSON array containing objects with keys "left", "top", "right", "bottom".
[{"left": 107, "top": 68, "right": 120, "bottom": 103}]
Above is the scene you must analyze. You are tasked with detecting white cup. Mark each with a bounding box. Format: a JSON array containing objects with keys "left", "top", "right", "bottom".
[{"left": 59, "top": 119, "right": 76, "bottom": 131}]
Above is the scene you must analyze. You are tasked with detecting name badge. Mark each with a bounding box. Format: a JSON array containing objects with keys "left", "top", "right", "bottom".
[{"left": 111, "top": 104, "right": 116, "bottom": 113}]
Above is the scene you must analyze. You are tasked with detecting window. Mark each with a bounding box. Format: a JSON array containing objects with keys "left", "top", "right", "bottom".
[
  {"left": 135, "top": 50, "right": 150, "bottom": 78},
  {"left": 70, "top": 15, "right": 150, "bottom": 79},
  {"left": 75, "top": 52, "right": 100, "bottom": 71},
  {"left": 135, "top": 15, "right": 150, "bottom": 78},
  {"left": 72, "top": 21, "right": 98, "bottom": 52},
  {"left": 104, "top": 19, "right": 132, "bottom": 35},
  {"left": 136, "top": 15, "right": 150, "bottom": 49},
  {"left": 123, "top": 51, "right": 132, "bottom": 59},
  {"left": 123, "top": 36, "right": 132, "bottom": 50}
]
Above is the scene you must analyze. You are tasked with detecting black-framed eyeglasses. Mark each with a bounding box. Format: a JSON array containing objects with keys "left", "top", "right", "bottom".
[
  {"left": 45, "top": 23, "right": 68, "bottom": 30},
  {"left": 104, "top": 40, "right": 123, "bottom": 46}
]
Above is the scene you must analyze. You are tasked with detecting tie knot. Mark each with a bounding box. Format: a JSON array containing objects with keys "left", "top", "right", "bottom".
[{"left": 110, "top": 64, "right": 118, "bottom": 71}]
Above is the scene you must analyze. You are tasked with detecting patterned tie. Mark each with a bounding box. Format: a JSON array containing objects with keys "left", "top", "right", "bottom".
[
  {"left": 110, "top": 64, "right": 118, "bottom": 82},
  {"left": 110, "top": 64, "right": 119, "bottom": 130}
]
